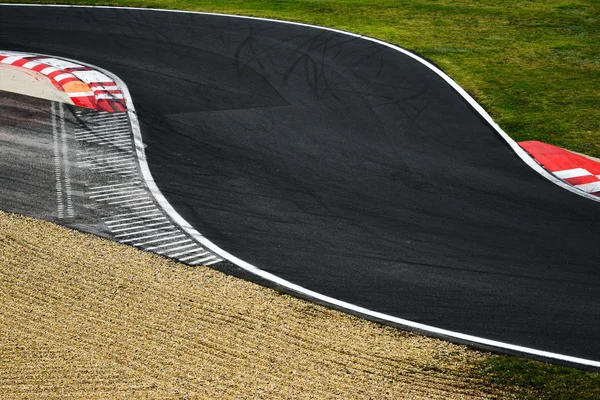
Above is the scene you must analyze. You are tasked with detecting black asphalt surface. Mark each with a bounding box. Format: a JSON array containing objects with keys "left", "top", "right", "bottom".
[{"left": 1, "top": 6, "right": 599, "bottom": 363}]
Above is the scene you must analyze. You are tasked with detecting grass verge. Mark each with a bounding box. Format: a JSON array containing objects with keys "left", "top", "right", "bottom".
[{"left": 8, "top": 0, "right": 600, "bottom": 157}]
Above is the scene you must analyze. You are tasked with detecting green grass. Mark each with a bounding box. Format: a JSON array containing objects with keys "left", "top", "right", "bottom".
[
  {"left": 474, "top": 355, "right": 600, "bottom": 399},
  {"left": 10, "top": 0, "right": 600, "bottom": 157},
  {"left": 5, "top": 1, "right": 600, "bottom": 397}
]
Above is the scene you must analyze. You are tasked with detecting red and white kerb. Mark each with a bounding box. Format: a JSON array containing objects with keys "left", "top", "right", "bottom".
[
  {"left": 0, "top": 51, "right": 126, "bottom": 113},
  {"left": 520, "top": 141, "right": 600, "bottom": 198}
]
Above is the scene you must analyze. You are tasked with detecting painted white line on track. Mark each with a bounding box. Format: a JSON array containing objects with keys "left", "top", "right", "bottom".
[
  {"left": 58, "top": 103, "right": 74, "bottom": 218},
  {"left": 128, "top": 202, "right": 155, "bottom": 209},
  {"left": 108, "top": 217, "right": 167, "bottom": 228},
  {"left": 180, "top": 251, "right": 210, "bottom": 261},
  {"left": 145, "top": 239, "right": 192, "bottom": 251},
  {"left": 111, "top": 221, "right": 172, "bottom": 233},
  {"left": 89, "top": 181, "right": 139, "bottom": 190},
  {"left": 134, "top": 234, "right": 186, "bottom": 246},
  {"left": 159, "top": 243, "right": 197, "bottom": 254},
  {"left": 122, "top": 230, "right": 181, "bottom": 243},
  {"left": 105, "top": 213, "right": 162, "bottom": 224},
  {"left": 19, "top": 9, "right": 598, "bottom": 367},
  {"left": 108, "top": 196, "right": 151, "bottom": 205},
  {"left": 173, "top": 248, "right": 208, "bottom": 258},
  {"left": 189, "top": 255, "right": 219, "bottom": 265},
  {"left": 87, "top": 185, "right": 141, "bottom": 196},
  {"left": 91, "top": 190, "right": 145, "bottom": 200}
]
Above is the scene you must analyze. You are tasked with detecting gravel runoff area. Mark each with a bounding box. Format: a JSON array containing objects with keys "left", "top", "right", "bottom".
[{"left": 0, "top": 211, "right": 514, "bottom": 399}]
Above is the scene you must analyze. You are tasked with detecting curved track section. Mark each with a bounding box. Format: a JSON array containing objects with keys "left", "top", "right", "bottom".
[{"left": 1, "top": 5, "right": 599, "bottom": 367}]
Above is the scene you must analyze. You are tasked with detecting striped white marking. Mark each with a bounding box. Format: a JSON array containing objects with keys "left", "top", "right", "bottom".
[
  {"left": 108, "top": 196, "right": 151, "bottom": 205},
  {"left": 123, "top": 230, "right": 181, "bottom": 243},
  {"left": 172, "top": 248, "right": 208, "bottom": 258},
  {"left": 59, "top": 102, "right": 74, "bottom": 218},
  {"left": 108, "top": 217, "right": 167, "bottom": 228},
  {"left": 91, "top": 165, "right": 137, "bottom": 173},
  {"left": 179, "top": 252, "right": 210, "bottom": 261},
  {"left": 76, "top": 123, "right": 130, "bottom": 133},
  {"left": 109, "top": 209, "right": 158, "bottom": 220},
  {"left": 89, "top": 181, "right": 140, "bottom": 190},
  {"left": 128, "top": 202, "right": 155, "bottom": 209},
  {"left": 87, "top": 185, "right": 141, "bottom": 196},
  {"left": 111, "top": 221, "right": 172, "bottom": 233},
  {"left": 115, "top": 226, "right": 176, "bottom": 238},
  {"left": 84, "top": 133, "right": 130, "bottom": 142},
  {"left": 133, "top": 234, "right": 186, "bottom": 246},
  {"left": 553, "top": 168, "right": 592, "bottom": 179},
  {"left": 188, "top": 255, "right": 219, "bottom": 265},
  {"left": 159, "top": 243, "right": 196, "bottom": 254},
  {"left": 90, "top": 190, "right": 145, "bottom": 200},
  {"left": 146, "top": 239, "right": 192, "bottom": 251},
  {"left": 105, "top": 212, "right": 161, "bottom": 224},
  {"left": 51, "top": 102, "right": 64, "bottom": 219}
]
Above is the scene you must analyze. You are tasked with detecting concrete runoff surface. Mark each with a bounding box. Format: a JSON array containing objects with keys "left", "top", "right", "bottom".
[
  {"left": 0, "top": 211, "right": 513, "bottom": 399},
  {"left": 0, "top": 5, "right": 599, "bottom": 364}
]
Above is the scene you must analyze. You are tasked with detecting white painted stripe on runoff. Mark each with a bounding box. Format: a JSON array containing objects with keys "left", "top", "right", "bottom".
[
  {"left": 108, "top": 196, "right": 151, "bottom": 205},
  {"left": 159, "top": 243, "right": 196, "bottom": 254},
  {"left": 554, "top": 168, "right": 592, "bottom": 179},
  {"left": 89, "top": 181, "right": 140, "bottom": 190},
  {"left": 171, "top": 248, "right": 207, "bottom": 258},
  {"left": 134, "top": 234, "right": 186, "bottom": 246},
  {"left": 19, "top": 9, "right": 599, "bottom": 368},
  {"left": 145, "top": 239, "right": 192, "bottom": 251},
  {"left": 91, "top": 190, "right": 145, "bottom": 200},
  {"left": 129, "top": 202, "right": 154, "bottom": 209},
  {"left": 114, "top": 226, "right": 175, "bottom": 238},
  {"left": 58, "top": 103, "right": 74, "bottom": 218},
  {"left": 87, "top": 185, "right": 140, "bottom": 195},
  {"left": 105, "top": 212, "right": 161, "bottom": 224},
  {"left": 111, "top": 221, "right": 171, "bottom": 233},
  {"left": 108, "top": 217, "right": 167, "bottom": 228},
  {"left": 123, "top": 230, "right": 180, "bottom": 243},
  {"left": 180, "top": 251, "right": 210, "bottom": 261}
]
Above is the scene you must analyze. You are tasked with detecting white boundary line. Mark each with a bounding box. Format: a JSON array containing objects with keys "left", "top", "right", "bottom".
[{"left": 4, "top": 5, "right": 599, "bottom": 368}]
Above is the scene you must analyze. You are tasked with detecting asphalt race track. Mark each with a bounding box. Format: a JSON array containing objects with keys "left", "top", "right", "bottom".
[{"left": 1, "top": 6, "right": 599, "bottom": 365}]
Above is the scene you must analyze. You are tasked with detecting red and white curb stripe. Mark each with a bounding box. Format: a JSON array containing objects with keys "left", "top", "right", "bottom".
[
  {"left": 519, "top": 141, "right": 600, "bottom": 198},
  {"left": 0, "top": 50, "right": 126, "bottom": 112}
]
